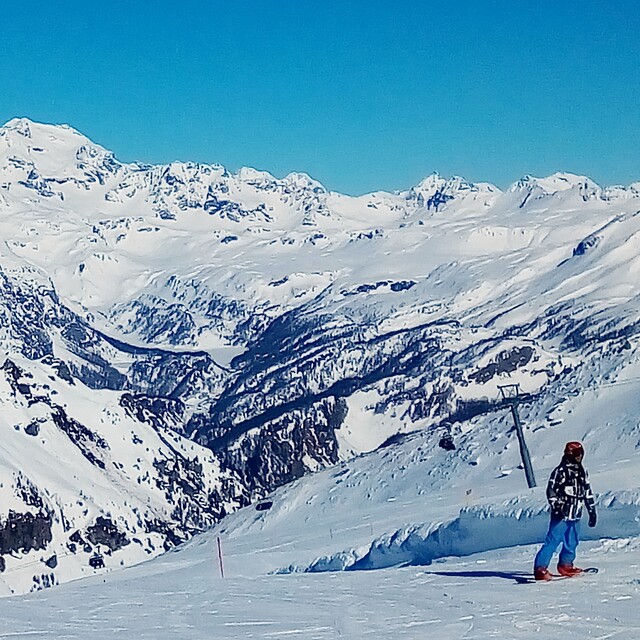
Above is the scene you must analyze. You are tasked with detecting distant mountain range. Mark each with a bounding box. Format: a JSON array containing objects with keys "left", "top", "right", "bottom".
[{"left": 1, "top": 117, "right": 639, "bottom": 594}]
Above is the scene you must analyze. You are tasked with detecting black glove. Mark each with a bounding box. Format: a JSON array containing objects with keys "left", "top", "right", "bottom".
[{"left": 588, "top": 511, "right": 597, "bottom": 528}]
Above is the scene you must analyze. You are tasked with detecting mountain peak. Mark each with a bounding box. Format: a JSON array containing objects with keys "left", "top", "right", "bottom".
[
  {"left": 411, "top": 173, "right": 500, "bottom": 195},
  {"left": 1, "top": 117, "right": 87, "bottom": 142},
  {"left": 283, "top": 172, "right": 326, "bottom": 193},
  {"left": 1, "top": 117, "right": 34, "bottom": 138},
  {"left": 412, "top": 172, "right": 445, "bottom": 192},
  {"left": 510, "top": 172, "right": 600, "bottom": 193},
  {"left": 0, "top": 118, "right": 120, "bottom": 182}
]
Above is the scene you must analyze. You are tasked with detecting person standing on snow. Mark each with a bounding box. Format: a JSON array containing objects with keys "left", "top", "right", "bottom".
[{"left": 533, "top": 441, "right": 597, "bottom": 581}]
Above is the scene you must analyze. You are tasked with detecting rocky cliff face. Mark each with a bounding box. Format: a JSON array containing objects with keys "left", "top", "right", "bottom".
[{"left": 1, "top": 117, "right": 639, "bottom": 593}]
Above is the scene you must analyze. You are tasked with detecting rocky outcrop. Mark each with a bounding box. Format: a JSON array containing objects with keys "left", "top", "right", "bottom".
[
  {"left": 85, "top": 517, "right": 129, "bottom": 551},
  {"left": 0, "top": 511, "right": 52, "bottom": 555}
]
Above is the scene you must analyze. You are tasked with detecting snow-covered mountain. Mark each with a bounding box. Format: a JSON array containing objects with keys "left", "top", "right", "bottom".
[{"left": 1, "top": 117, "right": 639, "bottom": 595}]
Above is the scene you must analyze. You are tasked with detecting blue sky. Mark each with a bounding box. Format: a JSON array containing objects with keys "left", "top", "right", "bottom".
[{"left": 1, "top": 1, "right": 638, "bottom": 194}]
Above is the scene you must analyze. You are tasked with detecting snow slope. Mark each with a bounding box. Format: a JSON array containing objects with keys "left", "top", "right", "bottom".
[{"left": 0, "top": 374, "right": 638, "bottom": 638}]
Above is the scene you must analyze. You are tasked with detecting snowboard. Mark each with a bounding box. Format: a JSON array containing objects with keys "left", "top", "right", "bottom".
[{"left": 516, "top": 567, "right": 599, "bottom": 584}]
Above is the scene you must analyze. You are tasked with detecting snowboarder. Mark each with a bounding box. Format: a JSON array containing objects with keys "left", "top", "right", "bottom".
[{"left": 533, "top": 441, "right": 597, "bottom": 581}]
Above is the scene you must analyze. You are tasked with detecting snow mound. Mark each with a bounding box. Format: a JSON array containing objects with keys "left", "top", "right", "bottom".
[{"left": 293, "top": 490, "right": 640, "bottom": 573}]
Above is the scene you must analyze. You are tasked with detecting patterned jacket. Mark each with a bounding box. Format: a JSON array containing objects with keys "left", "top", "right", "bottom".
[{"left": 547, "top": 456, "right": 596, "bottom": 521}]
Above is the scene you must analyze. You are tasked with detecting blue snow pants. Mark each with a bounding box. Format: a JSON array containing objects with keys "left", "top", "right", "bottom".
[{"left": 534, "top": 515, "right": 580, "bottom": 569}]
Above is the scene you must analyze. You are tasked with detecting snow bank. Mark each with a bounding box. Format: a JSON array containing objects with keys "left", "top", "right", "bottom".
[{"left": 287, "top": 490, "right": 640, "bottom": 573}]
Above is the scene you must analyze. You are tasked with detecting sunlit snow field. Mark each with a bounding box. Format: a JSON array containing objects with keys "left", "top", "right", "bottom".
[{"left": 1, "top": 412, "right": 639, "bottom": 639}]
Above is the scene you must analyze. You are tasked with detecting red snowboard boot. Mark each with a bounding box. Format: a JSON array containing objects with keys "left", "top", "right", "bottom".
[
  {"left": 534, "top": 567, "right": 553, "bottom": 581},
  {"left": 557, "top": 563, "right": 583, "bottom": 577}
]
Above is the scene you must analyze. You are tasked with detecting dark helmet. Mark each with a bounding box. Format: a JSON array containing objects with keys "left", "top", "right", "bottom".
[{"left": 564, "top": 441, "right": 584, "bottom": 459}]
